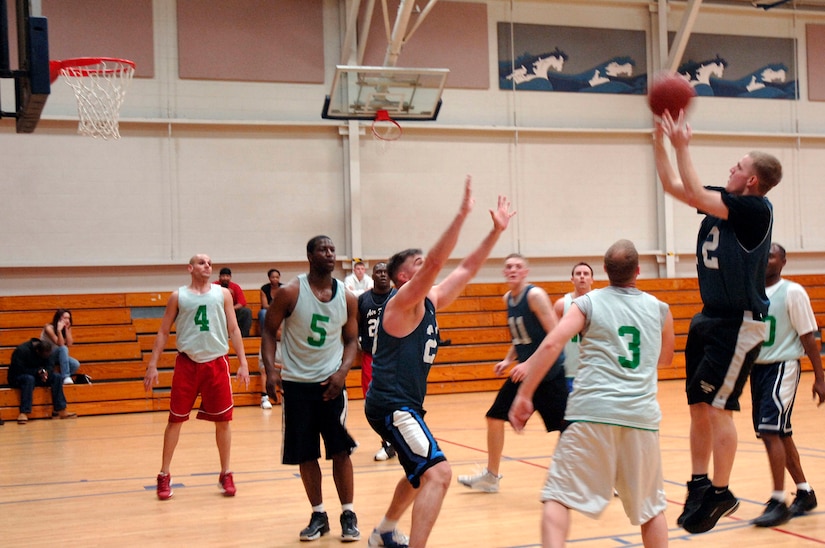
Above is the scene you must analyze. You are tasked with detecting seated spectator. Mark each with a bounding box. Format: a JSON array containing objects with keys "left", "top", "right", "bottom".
[
  {"left": 344, "top": 260, "right": 374, "bottom": 296},
  {"left": 41, "top": 308, "right": 81, "bottom": 384},
  {"left": 259, "top": 268, "right": 283, "bottom": 327},
  {"left": 259, "top": 268, "right": 284, "bottom": 410},
  {"left": 9, "top": 338, "right": 77, "bottom": 424},
  {"left": 214, "top": 267, "right": 252, "bottom": 337}
]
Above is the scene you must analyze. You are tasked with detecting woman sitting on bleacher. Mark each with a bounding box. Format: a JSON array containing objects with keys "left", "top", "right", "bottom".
[{"left": 41, "top": 309, "right": 80, "bottom": 385}]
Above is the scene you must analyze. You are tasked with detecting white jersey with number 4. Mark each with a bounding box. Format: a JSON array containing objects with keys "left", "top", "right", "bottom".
[{"left": 175, "top": 285, "right": 229, "bottom": 363}]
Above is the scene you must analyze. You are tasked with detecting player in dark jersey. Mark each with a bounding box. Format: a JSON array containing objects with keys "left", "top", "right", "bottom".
[
  {"left": 356, "top": 262, "right": 398, "bottom": 461},
  {"left": 654, "top": 109, "right": 782, "bottom": 534},
  {"left": 457, "top": 253, "right": 567, "bottom": 493},
  {"left": 364, "top": 176, "right": 514, "bottom": 548}
]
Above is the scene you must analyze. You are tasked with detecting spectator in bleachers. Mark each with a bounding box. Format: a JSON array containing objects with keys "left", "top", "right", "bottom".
[
  {"left": 344, "top": 260, "right": 373, "bottom": 297},
  {"left": 259, "top": 268, "right": 284, "bottom": 410},
  {"left": 214, "top": 267, "right": 252, "bottom": 337},
  {"left": 41, "top": 308, "right": 81, "bottom": 384},
  {"left": 9, "top": 337, "right": 77, "bottom": 424}
]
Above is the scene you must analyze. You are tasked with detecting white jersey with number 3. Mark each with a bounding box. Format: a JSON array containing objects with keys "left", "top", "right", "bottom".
[{"left": 568, "top": 286, "right": 668, "bottom": 431}]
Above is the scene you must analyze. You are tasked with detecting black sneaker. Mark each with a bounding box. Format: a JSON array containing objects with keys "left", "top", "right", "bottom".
[
  {"left": 789, "top": 489, "right": 818, "bottom": 517},
  {"left": 751, "top": 499, "right": 791, "bottom": 527},
  {"left": 340, "top": 510, "right": 360, "bottom": 542},
  {"left": 299, "top": 511, "right": 330, "bottom": 541},
  {"left": 676, "top": 477, "right": 711, "bottom": 526},
  {"left": 682, "top": 487, "right": 739, "bottom": 534}
]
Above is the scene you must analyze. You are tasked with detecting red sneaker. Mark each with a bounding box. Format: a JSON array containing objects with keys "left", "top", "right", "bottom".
[
  {"left": 156, "top": 473, "right": 173, "bottom": 500},
  {"left": 218, "top": 472, "right": 236, "bottom": 497}
]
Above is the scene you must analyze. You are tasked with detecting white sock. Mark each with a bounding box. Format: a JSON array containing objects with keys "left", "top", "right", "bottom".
[
  {"left": 771, "top": 490, "right": 785, "bottom": 502},
  {"left": 378, "top": 518, "right": 399, "bottom": 533},
  {"left": 341, "top": 503, "right": 354, "bottom": 512},
  {"left": 312, "top": 504, "right": 325, "bottom": 513},
  {"left": 797, "top": 482, "right": 812, "bottom": 492}
]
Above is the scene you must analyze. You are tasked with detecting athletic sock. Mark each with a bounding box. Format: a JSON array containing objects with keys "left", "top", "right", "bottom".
[{"left": 378, "top": 518, "right": 399, "bottom": 533}]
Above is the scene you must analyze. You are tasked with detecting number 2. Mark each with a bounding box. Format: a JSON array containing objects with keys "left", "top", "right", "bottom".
[{"left": 701, "top": 226, "right": 720, "bottom": 269}]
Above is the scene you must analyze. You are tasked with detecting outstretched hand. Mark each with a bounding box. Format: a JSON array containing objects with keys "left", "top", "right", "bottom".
[
  {"left": 459, "top": 175, "right": 475, "bottom": 217},
  {"left": 657, "top": 109, "right": 692, "bottom": 148},
  {"left": 490, "top": 194, "right": 516, "bottom": 232}
]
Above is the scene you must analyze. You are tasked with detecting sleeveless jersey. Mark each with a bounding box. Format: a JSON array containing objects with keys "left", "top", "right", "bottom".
[
  {"left": 358, "top": 288, "right": 397, "bottom": 354},
  {"left": 281, "top": 274, "right": 347, "bottom": 383},
  {"left": 365, "top": 297, "right": 438, "bottom": 413},
  {"left": 696, "top": 188, "right": 772, "bottom": 318},
  {"left": 175, "top": 285, "right": 229, "bottom": 363},
  {"left": 562, "top": 292, "right": 582, "bottom": 379},
  {"left": 567, "top": 286, "right": 668, "bottom": 431},
  {"left": 757, "top": 279, "right": 817, "bottom": 363},
  {"left": 507, "top": 285, "right": 563, "bottom": 380}
]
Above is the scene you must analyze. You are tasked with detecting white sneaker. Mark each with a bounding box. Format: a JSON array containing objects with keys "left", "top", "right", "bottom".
[
  {"left": 368, "top": 527, "right": 409, "bottom": 547},
  {"left": 373, "top": 443, "right": 396, "bottom": 461},
  {"left": 261, "top": 395, "right": 272, "bottom": 409},
  {"left": 457, "top": 468, "right": 501, "bottom": 493},
  {"left": 63, "top": 376, "right": 74, "bottom": 385}
]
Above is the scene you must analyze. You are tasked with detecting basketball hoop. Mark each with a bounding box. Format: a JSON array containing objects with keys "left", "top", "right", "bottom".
[
  {"left": 50, "top": 57, "right": 135, "bottom": 140},
  {"left": 371, "top": 110, "right": 402, "bottom": 142}
]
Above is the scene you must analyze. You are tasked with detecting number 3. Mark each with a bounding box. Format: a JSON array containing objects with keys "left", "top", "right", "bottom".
[{"left": 618, "top": 325, "right": 640, "bottom": 369}]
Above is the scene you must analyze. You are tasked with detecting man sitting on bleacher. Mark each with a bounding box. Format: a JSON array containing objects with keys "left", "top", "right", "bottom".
[{"left": 9, "top": 338, "right": 77, "bottom": 424}]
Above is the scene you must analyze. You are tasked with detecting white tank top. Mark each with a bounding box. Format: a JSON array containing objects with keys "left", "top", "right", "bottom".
[
  {"left": 281, "top": 274, "right": 347, "bottom": 383},
  {"left": 175, "top": 285, "right": 229, "bottom": 362}
]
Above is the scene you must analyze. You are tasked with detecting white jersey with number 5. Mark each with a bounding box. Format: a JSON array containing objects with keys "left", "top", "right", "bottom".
[
  {"left": 281, "top": 274, "right": 347, "bottom": 383},
  {"left": 175, "top": 285, "right": 229, "bottom": 363}
]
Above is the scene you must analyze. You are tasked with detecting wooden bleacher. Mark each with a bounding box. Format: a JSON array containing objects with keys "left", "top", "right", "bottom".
[{"left": 2, "top": 276, "right": 823, "bottom": 421}]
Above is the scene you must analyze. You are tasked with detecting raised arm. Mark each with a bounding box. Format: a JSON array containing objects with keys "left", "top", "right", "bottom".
[
  {"left": 382, "top": 178, "right": 476, "bottom": 338},
  {"left": 430, "top": 190, "right": 515, "bottom": 311},
  {"left": 222, "top": 287, "right": 249, "bottom": 387},
  {"left": 654, "top": 110, "right": 728, "bottom": 219}
]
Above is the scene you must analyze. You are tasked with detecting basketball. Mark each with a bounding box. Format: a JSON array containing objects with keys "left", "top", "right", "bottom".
[{"left": 647, "top": 73, "right": 696, "bottom": 118}]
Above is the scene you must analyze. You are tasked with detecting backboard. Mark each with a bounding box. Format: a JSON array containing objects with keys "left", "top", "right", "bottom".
[
  {"left": 0, "top": 0, "right": 50, "bottom": 133},
  {"left": 322, "top": 65, "right": 449, "bottom": 121}
]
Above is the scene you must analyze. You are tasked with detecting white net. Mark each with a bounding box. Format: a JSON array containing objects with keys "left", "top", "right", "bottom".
[{"left": 59, "top": 58, "right": 135, "bottom": 140}]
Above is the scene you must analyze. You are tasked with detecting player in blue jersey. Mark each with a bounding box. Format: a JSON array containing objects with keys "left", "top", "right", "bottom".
[
  {"left": 750, "top": 243, "right": 825, "bottom": 527},
  {"left": 654, "top": 110, "right": 782, "bottom": 534},
  {"left": 357, "top": 262, "right": 398, "bottom": 461},
  {"left": 457, "top": 253, "right": 567, "bottom": 493},
  {"left": 364, "top": 176, "right": 514, "bottom": 548}
]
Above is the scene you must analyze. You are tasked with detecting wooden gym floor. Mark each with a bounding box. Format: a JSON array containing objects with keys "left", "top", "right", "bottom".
[{"left": 2, "top": 374, "right": 823, "bottom": 547}]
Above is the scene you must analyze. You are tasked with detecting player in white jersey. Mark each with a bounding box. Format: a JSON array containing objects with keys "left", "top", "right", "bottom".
[
  {"left": 510, "top": 240, "right": 674, "bottom": 548},
  {"left": 553, "top": 261, "right": 594, "bottom": 392},
  {"left": 144, "top": 254, "right": 250, "bottom": 501},
  {"left": 750, "top": 243, "right": 825, "bottom": 527},
  {"left": 261, "top": 235, "right": 361, "bottom": 543}
]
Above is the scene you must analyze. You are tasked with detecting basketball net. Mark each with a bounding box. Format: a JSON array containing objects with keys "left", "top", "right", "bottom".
[
  {"left": 371, "top": 110, "right": 402, "bottom": 155},
  {"left": 54, "top": 57, "right": 135, "bottom": 140}
]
